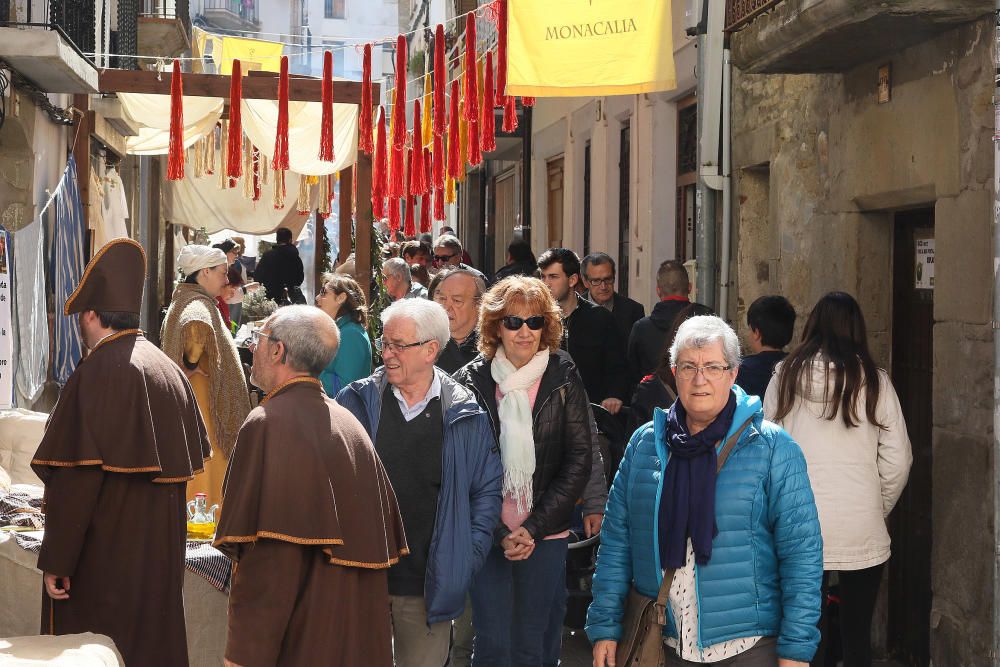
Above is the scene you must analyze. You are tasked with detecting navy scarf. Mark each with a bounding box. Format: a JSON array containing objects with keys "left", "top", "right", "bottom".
[{"left": 658, "top": 393, "right": 738, "bottom": 569}]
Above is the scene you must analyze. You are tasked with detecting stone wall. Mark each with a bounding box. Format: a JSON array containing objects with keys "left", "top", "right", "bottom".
[{"left": 731, "top": 17, "right": 994, "bottom": 665}]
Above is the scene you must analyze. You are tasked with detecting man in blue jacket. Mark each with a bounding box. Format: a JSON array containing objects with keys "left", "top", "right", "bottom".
[{"left": 337, "top": 298, "right": 502, "bottom": 667}]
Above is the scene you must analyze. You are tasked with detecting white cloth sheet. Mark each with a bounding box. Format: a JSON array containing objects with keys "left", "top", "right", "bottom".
[{"left": 12, "top": 223, "right": 47, "bottom": 408}]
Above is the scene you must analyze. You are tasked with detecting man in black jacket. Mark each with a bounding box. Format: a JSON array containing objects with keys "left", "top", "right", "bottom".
[
  {"left": 538, "top": 248, "right": 627, "bottom": 415},
  {"left": 253, "top": 227, "right": 305, "bottom": 304},
  {"left": 581, "top": 252, "right": 645, "bottom": 358},
  {"left": 433, "top": 269, "right": 486, "bottom": 374},
  {"left": 626, "top": 259, "right": 691, "bottom": 385}
]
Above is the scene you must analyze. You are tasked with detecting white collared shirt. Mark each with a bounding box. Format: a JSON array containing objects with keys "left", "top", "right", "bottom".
[{"left": 390, "top": 372, "right": 442, "bottom": 422}]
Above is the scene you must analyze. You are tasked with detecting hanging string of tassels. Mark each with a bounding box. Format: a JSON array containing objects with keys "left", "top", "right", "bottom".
[
  {"left": 434, "top": 184, "right": 445, "bottom": 222},
  {"left": 167, "top": 59, "right": 185, "bottom": 180},
  {"left": 388, "top": 194, "right": 401, "bottom": 238},
  {"left": 319, "top": 173, "right": 331, "bottom": 215},
  {"left": 447, "top": 80, "right": 461, "bottom": 182},
  {"left": 433, "top": 24, "right": 446, "bottom": 138},
  {"left": 481, "top": 51, "right": 496, "bottom": 152},
  {"left": 372, "top": 106, "right": 388, "bottom": 219},
  {"left": 411, "top": 101, "right": 426, "bottom": 196},
  {"left": 242, "top": 137, "right": 254, "bottom": 199},
  {"left": 252, "top": 145, "right": 262, "bottom": 202},
  {"left": 297, "top": 177, "right": 311, "bottom": 214},
  {"left": 359, "top": 44, "right": 374, "bottom": 154},
  {"left": 421, "top": 73, "right": 433, "bottom": 148},
  {"left": 218, "top": 120, "right": 229, "bottom": 189},
  {"left": 494, "top": 0, "right": 508, "bottom": 106},
  {"left": 319, "top": 50, "right": 336, "bottom": 162},
  {"left": 404, "top": 147, "right": 416, "bottom": 237},
  {"left": 502, "top": 95, "right": 518, "bottom": 132},
  {"left": 391, "top": 35, "right": 407, "bottom": 151},
  {"left": 193, "top": 139, "right": 205, "bottom": 179},
  {"left": 207, "top": 126, "right": 216, "bottom": 175},
  {"left": 420, "top": 148, "right": 432, "bottom": 233},
  {"left": 273, "top": 167, "right": 286, "bottom": 209},
  {"left": 227, "top": 59, "right": 243, "bottom": 179},
  {"left": 272, "top": 55, "right": 290, "bottom": 171},
  {"left": 463, "top": 13, "right": 479, "bottom": 123}
]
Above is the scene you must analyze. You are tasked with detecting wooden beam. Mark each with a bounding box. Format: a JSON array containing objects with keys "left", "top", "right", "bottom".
[
  {"left": 354, "top": 152, "right": 373, "bottom": 296},
  {"left": 72, "top": 94, "right": 92, "bottom": 259},
  {"left": 98, "top": 69, "right": 362, "bottom": 104},
  {"left": 338, "top": 168, "right": 352, "bottom": 266}
]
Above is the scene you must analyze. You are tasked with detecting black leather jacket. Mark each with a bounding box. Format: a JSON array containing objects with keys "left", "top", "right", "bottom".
[{"left": 454, "top": 349, "right": 592, "bottom": 542}]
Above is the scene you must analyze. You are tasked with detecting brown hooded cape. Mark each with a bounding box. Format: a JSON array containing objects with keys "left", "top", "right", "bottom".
[
  {"left": 214, "top": 377, "right": 407, "bottom": 667},
  {"left": 31, "top": 331, "right": 211, "bottom": 667}
]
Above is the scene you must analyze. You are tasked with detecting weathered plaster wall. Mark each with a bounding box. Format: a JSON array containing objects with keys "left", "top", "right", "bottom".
[{"left": 731, "top": 17, "right": 994, "bottom": 664}]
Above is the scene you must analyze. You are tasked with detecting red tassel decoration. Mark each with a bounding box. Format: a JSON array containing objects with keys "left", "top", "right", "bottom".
[
  {"left": 372, "top": 106, "right": 387, "bottom": 219},
  {"left": 319, "top": 50, "right": 335, "bottom": 162},
  {"left": 252, "top": 146, "right": 261, "bottom": 201},
  {"left": 388, "top": 195, "right": 401, "bottom": 237},
  {"left": 433, "top": 184, "right": 445, "bottom": 222},
  {"left": 447, "top": 80, "right": 461, "bottom": 180},
  {"left": 167, "top": 60, "right": 184, "bottom": 181},
  {"left": 272, "top": 56, "right": 290, "bottom": 171},
  {"left": 420, "top": 149, "right": 432, "bottom": 233},
  {"left": 433, "top": 24, "right": 446, "bottom": 137},
  {"left": 496, "top": 0, "right": 508, "bottom": 106},
  {"left": 389, "top": 144, "right": 405, "bottom": 200},
  {"left": 432, "top": 131, "right": 445, "bottom": 189},
  {"left": 411, "top": 101, "right": 426, "bottom": 195},
  {"left": 468, "top": 118, "right": 482, "bottom": 166},
  {"left": 359, "top": 44, "right": 373, "bottom": 154},
  {"left": 463, "top": 13, "right": 479, "bottom": 123},
  {"left": 481, "top": 52, "right": 496, "bottom": 152},
  {"left": 226, "top": 59, "right": 243, "bottom": 179},
  {"left": 522, "top": 96, "right": 536, "bottom": 107},
  {"left": 392, "top": 35, "right": 407, "bottom": 150},
  {"left": 502, "top": 95, "right": 518, "bottom": 132},
  {"left": 404, "top": 148, "right": 416, "bottom": 237}
]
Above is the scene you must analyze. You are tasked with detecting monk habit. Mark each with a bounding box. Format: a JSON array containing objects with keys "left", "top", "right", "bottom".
[
  {"left": 31, "top": 239, "right": 211, "bottom": 667},
  {"left": 214, "top": 377, "right": 408, "bottom": 667}
]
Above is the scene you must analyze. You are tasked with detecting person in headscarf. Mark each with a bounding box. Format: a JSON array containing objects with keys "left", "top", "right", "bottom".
[
  {"left": 32, "top": 239, "right": 210, "bottom": 667},
  {"left": 161, "top": 245, "right": 252, "bottom": 507}
]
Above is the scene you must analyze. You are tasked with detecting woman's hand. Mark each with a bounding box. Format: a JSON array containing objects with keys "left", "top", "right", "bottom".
[
  {"left": 592, "top": 640, "right": 617, "bottom": 666},
  {"left": 501, "top": 526, "right": 535, "bottom": 561}
]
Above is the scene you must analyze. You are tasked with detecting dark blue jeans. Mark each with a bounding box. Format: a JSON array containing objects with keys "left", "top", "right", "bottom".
[{"left": 470, "top": 538, "right": 569, "bottom": 667}]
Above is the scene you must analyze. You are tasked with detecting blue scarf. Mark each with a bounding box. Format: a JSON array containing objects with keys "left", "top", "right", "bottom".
[{"left": 658, "top": 393, "right": 738, "bottom": 569}]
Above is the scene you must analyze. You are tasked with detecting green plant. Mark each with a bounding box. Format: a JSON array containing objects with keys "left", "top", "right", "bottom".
[
  {"left": 242, "top": 288, "right": 278, "bottom": 322},
  {"left": 367, "top": 226, "right": 391, "bottom": 367}
]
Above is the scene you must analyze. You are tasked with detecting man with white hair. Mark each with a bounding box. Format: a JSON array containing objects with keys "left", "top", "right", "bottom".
[
  {"left": 383, "top": 257, "right": 427, "bottom": 301},
  {"left": 337, "top": 299, "right": 502, "bottom": 667},
  {"left": 215, "top": 305, "right": 407, "bottom": 667}
]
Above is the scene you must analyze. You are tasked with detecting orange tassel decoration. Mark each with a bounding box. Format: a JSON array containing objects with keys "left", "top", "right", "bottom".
[
  {"left": 372, "top": 106, "right": 387, "bottom": 219},
  {"left": 359, "top": 44, "right": 373, "bottom": 154},
  {"left": 502, "top": 95, "right": 518, "bottom": 132},
  {"left": 463, "top": 13, "right": 479, "bottom": 123},
  {"left": 522, "top": 96, "right": 536, "bottom": 107},
  {"left": 392, "top": 35, "right": 407, "bottom": 150},
  {"left": 167, "top": 60, "right": 185, "bottom": 181},
  {"left": 411, "top": 101, "right": 426, "bottom": 195},
  {"left": 272, "top": 56, "right": 290, "bottom": 171},
  {"left": 434, "top": 183, "right": 445, "bottom": 222},
  {"left": 404, "top": 148, "right": 416, "bottom": 237},
  {"left": 226, "top": 59, "right": 243, "bottom": 179},
  {"left": 495, "top": 0, "right": 508, "bottom": 106},
  {"left": 447, "top": 80, "right": 461, "bottom": 180},
  {"left": 432, "top": 131, "right": 445, "bottom": 189},
  {"left": 481, "top": 52, "right": 496, "bottom": 152},
  {"left": 433, "top": 24, "right": 446, "bottom": 137},
  {"left": 319, "top": 50, "right": 335, "bottom": 162}
]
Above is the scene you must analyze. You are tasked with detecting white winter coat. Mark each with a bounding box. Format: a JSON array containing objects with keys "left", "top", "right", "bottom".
[{"left": 763, "top": 357, "right": 912, "bottom": 571}]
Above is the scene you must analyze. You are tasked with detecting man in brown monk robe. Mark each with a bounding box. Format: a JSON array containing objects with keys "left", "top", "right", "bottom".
[
  {"left": 31, "top": 238, "right": 211, "bottom": 667},
  {"left": 215, "top": 305, "right": 407, "bottom": 667}
]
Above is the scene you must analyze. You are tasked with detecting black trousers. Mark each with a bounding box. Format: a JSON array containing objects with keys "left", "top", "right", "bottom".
[{"left": 812, "top": 564, "right": 884, "bottom": 667}]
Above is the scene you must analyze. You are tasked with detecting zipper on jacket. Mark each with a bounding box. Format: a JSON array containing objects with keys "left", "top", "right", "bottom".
[{"left": 531, "top": 382, "right": 570, "bottom": 426}]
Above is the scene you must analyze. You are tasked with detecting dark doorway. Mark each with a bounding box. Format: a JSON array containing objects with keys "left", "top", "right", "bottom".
[
  {"left": 618, "top": 121, "right": 631, "bottom": 297},
  {"left": 887, "top": 207, "right": 933, "bottom": 667}
]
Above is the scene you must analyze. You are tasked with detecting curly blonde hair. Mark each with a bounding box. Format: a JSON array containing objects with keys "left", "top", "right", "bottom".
[{"left": 477, "top": 276, "right": 563, "bottom": 359}]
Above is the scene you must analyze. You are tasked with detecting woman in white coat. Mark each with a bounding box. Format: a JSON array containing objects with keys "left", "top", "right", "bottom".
[{"left": 764, "top": 291, "right": 911, "bottom": 667}]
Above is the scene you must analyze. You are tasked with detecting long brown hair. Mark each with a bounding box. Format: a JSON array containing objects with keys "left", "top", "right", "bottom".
[
  {"left": 773, "top": 291, "right": 885, "bottom": 428},
  {"left": 320, "top": 273, "right": 368, "bottom": 326}
]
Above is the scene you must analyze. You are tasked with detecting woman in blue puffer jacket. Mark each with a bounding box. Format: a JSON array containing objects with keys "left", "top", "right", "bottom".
[{"left": 587, "top": 315, "right": 823, "bottom": 666}]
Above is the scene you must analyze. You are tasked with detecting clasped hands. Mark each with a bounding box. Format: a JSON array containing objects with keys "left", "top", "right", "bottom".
[{"left": 501, "top": 527, "right": 535, "bottom": 561}]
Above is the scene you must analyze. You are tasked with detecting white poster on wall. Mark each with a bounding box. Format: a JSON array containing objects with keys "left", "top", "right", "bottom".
[
  {"left": 0, "top": 232, "right": 12, "bottom": 408},
  {"left": 915, "top": 238, "right": 935, "bottom": 290}
]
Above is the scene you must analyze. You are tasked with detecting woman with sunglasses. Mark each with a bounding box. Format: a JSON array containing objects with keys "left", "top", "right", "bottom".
[{"left": 453, "top": 276, "right": 592, "bottom": 666}]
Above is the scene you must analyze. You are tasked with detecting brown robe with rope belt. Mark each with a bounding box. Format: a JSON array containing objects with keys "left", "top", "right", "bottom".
[
  {"left": 31, "top": 331, "right": 211, "bottom": 667},
  {"left": 214, "top": 377, "right": 408, "bottom": 667}
]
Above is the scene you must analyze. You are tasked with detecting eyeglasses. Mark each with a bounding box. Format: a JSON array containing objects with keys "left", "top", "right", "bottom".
[
  {"left": 250, "top": 329, "right": 277, "bottom": 347},
  {"left": 502, "top": 315, "right": 546, "bottom": 331},
  {"left": 586, "top": 277, "right": 615, "bottom": 287},
  {"left": 374, "top": 337, "right": 431, "bottom": 354},
  {"left": 433, "top": 253, "right": 458, "bottom": 263},
  {"left": 674, "top": 364, "right": 732, "bottom": 381}
]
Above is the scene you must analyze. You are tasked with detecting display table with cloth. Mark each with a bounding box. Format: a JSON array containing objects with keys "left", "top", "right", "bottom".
[
  {"left": 0, "top": 488, "right": 229, "bottom": 667},
  {"left": 0, "top": 632, "right": 124, "bottom": 666}
]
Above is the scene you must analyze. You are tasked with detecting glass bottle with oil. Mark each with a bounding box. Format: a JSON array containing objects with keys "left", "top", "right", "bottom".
[{"left": 186, "top": 493, "right": 219, "bottom": 540}]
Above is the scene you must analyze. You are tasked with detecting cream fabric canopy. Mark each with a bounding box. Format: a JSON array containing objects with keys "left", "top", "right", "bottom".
[{"left": 119, "top": 93, "right": 224, "bottom": 155}]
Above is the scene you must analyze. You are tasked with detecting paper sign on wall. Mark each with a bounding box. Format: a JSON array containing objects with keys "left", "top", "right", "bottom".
[{"left": 915, "top": 238, "right": 934, "bottom": 290}]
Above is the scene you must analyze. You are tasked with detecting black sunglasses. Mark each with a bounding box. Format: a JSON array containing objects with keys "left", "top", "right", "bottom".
[{"left": 502, "top": 315, "right": 546, "bottom": 331}]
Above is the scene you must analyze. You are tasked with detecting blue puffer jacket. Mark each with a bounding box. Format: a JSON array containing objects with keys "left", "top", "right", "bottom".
[
  {"left": 586, "top": 386, "right": 823, "bottom": 662},
  {"left": 336, "top": 368, "right": 503, "bottom": 624}
]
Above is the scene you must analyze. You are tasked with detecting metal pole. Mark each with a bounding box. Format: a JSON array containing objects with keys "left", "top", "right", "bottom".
[
  {"left": 992, "top": 7, "right": 1000, "bottom": 665},
  {"left": 718, "top": 48, "right": 733, "bottom": 321},
  {"left": 695, "top": 30, "right": 717, "bottom": 309}
]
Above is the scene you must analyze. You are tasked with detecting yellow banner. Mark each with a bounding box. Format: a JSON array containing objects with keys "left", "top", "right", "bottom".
[
  {"left": 506, "top": 0, "right": 676, "bottom": 97},
  {"left": 215, "top": 34, "right": 285, "bottom": 75}
]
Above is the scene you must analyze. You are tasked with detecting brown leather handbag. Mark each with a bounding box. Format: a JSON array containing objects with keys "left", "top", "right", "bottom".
[{"left": 613, "top": 418, "right": 752, "bottom": 667}]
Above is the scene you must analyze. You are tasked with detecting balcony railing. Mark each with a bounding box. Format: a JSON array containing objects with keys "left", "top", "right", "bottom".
[
  {"left": 725, "top": 0, "right": 785, "bottom": 32},
  {"left": 202, "top": 0, "right": 259, "bottom": 27}
]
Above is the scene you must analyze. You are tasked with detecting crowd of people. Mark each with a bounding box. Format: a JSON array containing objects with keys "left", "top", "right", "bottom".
[{"left": 28, "top": 226, "right": 914, "bottom": 667}]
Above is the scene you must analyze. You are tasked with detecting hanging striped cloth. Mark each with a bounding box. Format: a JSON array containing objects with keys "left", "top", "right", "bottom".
[{"left": 52, "top": 156, "right": 86, "bottom": 386}]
